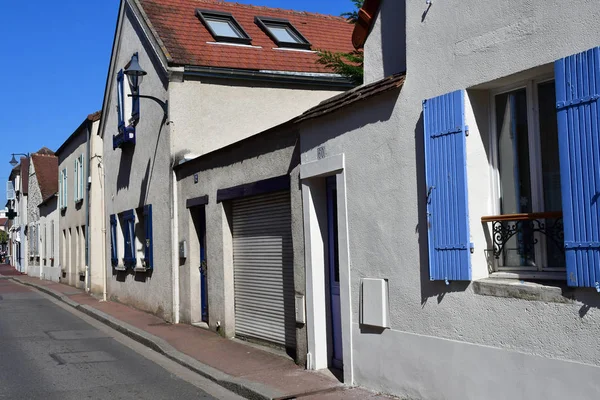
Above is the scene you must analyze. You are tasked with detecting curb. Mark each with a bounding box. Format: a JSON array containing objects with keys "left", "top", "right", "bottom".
[{"left": 11, "top": 277, "right": 282, "bottom": 400}]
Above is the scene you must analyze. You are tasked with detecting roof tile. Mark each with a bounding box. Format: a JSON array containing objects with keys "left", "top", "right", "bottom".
[{"left": 138, "top": 0, "right": 355, "bottom": 73}]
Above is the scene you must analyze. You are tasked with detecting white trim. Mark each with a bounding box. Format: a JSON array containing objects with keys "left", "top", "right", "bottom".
[
  {"left": 206, "top": 41, "right": 263, "bottom": 49},
  {"left": 301, "top": 153, "right": 354, "bottom": 385},
  {"left": 300, "top": 154, "right": 344, "bottom": 180},
  {"left": 272, "top": 47, "right": 317, "bottom": 54}
]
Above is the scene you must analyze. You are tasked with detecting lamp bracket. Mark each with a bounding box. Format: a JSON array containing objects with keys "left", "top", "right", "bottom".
[{"left": 128, "top": 94, "right": 168, "bottom": 122}]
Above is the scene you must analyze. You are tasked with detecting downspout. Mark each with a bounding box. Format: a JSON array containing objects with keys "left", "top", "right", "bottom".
[
  {"left": 99, "top": 156, "right": 107, "bottom": 302},
  {"left": 85, "top": 120, "right": 91, "bottom": 293},
  {"left": 172, "top": 161, "right": 180, "bottom": 324}
]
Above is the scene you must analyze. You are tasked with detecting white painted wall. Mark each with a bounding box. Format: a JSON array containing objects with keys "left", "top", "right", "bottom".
[
  {"left": 297, "top": 0, "right": 600, "bottom": 398},
  {"left": 101, "top": 2, "right": 174, "bottom": 320},
  {"left": 58, "top": 127, "right": 88, "bottom": 289},
  {"left": 169, "top": 79, "right": 344, "bottom": 157}
]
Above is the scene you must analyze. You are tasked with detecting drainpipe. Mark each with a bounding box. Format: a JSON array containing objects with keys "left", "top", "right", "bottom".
[
  {"left": 99, "top": 156, "right": 107, "bottom": 302},
  {"left": 172, "top": 165, "right": 180, "bottom": 324},
  {"left": 85, "top": 120, "right": 91, "bottom": 293}
]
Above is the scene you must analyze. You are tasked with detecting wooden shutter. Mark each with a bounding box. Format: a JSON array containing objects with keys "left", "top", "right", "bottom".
[
  {"left": 117, "top": 70, "right": 125, "bottom": 130},
  {"left": 423, "top": 90, "right": 472, "bottom": 281},
  {"left": 110, "top": 215, "right": 118, "bottom": 266},
  {"left": 143, "top": 205, "right": 153, "bottom": 269},
  {"left": 555, "top": 46, "right": 600, "bottom": 288},
  {"left": 232, "top": 191, "right": 296, "bottom": 348}
]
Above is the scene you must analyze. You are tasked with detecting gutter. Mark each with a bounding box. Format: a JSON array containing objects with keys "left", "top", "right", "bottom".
[{"left": 183, "top": 66, "right": 355, "bottom": 89}]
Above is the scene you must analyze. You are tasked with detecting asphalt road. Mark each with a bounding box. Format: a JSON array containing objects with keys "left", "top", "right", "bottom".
[{"left": 0, "top": 279, "right": 243, "bottom": 400}]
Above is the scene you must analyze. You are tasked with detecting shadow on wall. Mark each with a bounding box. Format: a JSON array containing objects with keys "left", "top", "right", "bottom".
[
  {"left": 414, "top": 111, "right": 470, "bottom": 305},
  {"left": 380, "top": 0, "right": 407, "bottom": 78},
  {"left": 299, "top": 89, "right": 400, "bottom": 155}
]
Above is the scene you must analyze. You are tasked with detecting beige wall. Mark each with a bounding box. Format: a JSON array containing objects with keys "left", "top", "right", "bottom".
[{"left": 169, "top": 79, "right": 344, "bottom": 157}]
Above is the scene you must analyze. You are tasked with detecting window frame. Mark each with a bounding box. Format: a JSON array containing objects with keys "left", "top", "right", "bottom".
[
  {"left": 121, "top": 210, "right": 136, "bottom": 268},
  {"left": 489, "top": 74, "right": 564, "bottom": 274},
  {"left": 59, "top": 168, "right": 68, "bottom": 210},
  {"left": 196, "top": 9, "right": 252, "bottom": 45},
  {"left": 255, "top": 16, "right": 311, "bottom": 50}
]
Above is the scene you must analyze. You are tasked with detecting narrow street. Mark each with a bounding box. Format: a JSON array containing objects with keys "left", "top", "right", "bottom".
[{"left": 0, "top": 277, "right": 242, "bottom": 400}]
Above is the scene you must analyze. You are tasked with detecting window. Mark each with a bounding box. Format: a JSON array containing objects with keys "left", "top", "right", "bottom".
[
  {"left": 50, "top": 221, "right": 55, "bottom": 260},
  {"left": 120, "top": 210, "right": 136, "bottom": 268},
  {"left": 255, "top": 17, "right": 311, "bottom": 49},
  {"left": 196, "top": 9, "right": 252, "bottom": 45},
  {"left": 59, "top": 168, "right": 68, "bottom": 210},
  {"left": 492, "top": 79, "right": 564, "bottom": 272},
  {"left": 74, "top": 154, "right": 84, "bottom": 203}
]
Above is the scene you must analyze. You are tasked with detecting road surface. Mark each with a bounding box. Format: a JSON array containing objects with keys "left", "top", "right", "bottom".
[{"left": 0, "top": 278, "right": 243, "bottom": 400}]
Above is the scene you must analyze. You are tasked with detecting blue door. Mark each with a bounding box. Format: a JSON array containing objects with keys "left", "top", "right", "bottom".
[
  {"left": 326, "top": 176, "right": 343, "bottom": 369},
  {"left": 198, "top": 208, "right": 208, "bottom": 323}
]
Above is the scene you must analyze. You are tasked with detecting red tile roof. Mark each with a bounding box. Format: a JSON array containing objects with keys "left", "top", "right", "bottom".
[
  {"left": 138, "top": 0, "right": 355, "bottom": 73},
  {"left": 0, "top": 218, "right": 7, "bottom": 227},
  {"left": 31, "top": 153, "right": 58, "bottom": 203}
]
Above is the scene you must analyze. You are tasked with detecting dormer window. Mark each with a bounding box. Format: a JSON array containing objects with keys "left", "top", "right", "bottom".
[
  {"left": 196, "top": 9, "right": 252, "bottom": 45},
  {"left": 255, "top": 17, "right": 311, "bottom": 50}
]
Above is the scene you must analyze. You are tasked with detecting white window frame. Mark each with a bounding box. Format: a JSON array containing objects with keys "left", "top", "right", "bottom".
[{"left": 489, "top": 74, "right": 564, "bottom": 275}]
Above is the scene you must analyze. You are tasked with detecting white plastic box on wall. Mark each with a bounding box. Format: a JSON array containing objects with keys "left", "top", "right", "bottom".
[{"left": 360, "top": 278, "right": 390, "bottom": 328}]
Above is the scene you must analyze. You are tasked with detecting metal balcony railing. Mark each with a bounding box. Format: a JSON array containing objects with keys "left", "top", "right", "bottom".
[{"left": 481, "top": 212, "right": 564, "bottom": 269}]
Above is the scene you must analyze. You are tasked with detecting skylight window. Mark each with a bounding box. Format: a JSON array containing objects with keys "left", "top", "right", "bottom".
[
  {"left": 255, "top": 17, "right": 311, "bottom": 50},
  {"left": 196, "top": 9, "right": 252, "bottom": 45}
]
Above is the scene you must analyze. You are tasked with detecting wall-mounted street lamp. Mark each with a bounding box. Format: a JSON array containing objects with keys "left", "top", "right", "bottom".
[
  {"left": 9, "top": 153, "right": 29, "bottom": 167},
  {"left": 124, "top": 52, "right": 169, "bottom": 121}
]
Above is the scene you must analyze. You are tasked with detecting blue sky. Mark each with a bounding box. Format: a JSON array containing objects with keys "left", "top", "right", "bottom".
[{"left": 0, "top": 0, "right": 354, "bottom": 207}]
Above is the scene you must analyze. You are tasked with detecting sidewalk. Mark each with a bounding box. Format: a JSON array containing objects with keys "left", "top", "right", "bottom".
[{"left": 0, "top": 264, "right": 393, "bottom": 400}]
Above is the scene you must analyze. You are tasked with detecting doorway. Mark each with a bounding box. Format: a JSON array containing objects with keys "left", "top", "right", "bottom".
[
  {"left": 190, "top": 206, "right": 208, "bottom": 324},
  {"left": 326, "top": 176, "right": 343, "bottom": 370}
]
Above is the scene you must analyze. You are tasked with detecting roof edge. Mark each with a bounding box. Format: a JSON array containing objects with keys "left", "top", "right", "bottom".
[
  {"left": 352, "top": 0, "right": 382, "bottom": 49},
  {"left": 184, "top": 66, "right": 356, "bottom": 88}
]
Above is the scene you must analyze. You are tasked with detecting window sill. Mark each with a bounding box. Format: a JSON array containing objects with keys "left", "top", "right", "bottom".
[{"left": 473, "top": 278, "right": 574, "bottom": 304}]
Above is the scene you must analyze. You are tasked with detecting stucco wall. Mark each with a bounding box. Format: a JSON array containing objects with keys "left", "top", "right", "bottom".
[
  {"left": 39, "top": 198, "right": 60, "bottom": 282},
  {"left": 169, "top": 78, "right": 344, "bottom": 158},
  {"left": 27, "top": 162, "right": 42, "bottom": 276},
  {"left": 297, "top": 0, "right": 600, "bottom": 397},
  {"left": 58, "top": 128, "right": 88, "bottom": 288},
  {"left": 101, "top": 4, "right": 173, "bottom": 321},
  {"left": 88, "top": 121, "right": 105, "bottom": 295},
  {"left": 176, "top": 126, "right": 305, "bottom": 363}
]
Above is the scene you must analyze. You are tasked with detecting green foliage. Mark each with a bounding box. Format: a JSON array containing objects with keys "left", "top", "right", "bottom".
[
  {"left": 341, "top": 0, "right": 365, "bottom": 23},
  {"left": 316, "top": 50, "right": 364, "bottom": 85},
  {"left": 316, "top": 0, "right": 365, "bottom": 85},
  {"left": 0, "top": 230, "right": 8, "bottom": 244}
]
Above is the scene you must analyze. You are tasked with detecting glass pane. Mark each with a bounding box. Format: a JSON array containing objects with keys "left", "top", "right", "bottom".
[
  {"left": 496, "top": 89, "right": 534, "bottom": 266},
  {"left": 538, "top": 82, "right": 562, "bottom": 212},
  {"left": 267, "top": 25, "right": 300, "bottom": 43},
  {"left": 538, "top": 81, "right": 565, "bottom": 269},
  {"left": 206, "top": 18, "right": 241, "bottom": 38}
]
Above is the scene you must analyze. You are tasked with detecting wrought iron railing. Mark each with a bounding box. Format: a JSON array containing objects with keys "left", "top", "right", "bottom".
[{"left": 481, "top": 212, "right": 564, "bottom": 267}]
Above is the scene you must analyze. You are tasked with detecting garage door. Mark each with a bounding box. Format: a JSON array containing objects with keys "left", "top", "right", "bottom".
[{"left": 232, "top": 191, "right": 296, "bottom": 348}]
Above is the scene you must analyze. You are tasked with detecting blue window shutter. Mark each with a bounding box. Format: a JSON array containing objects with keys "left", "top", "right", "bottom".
[
  {"left": 144, "top": 205, "right": 153, "bottom": 270},
  {"left": 423, "top": 90, "right": 472, "bottom": 281},
  {"left": 555, "top": 46, "right": 600, "bottom": 288},
  {"left": 117, "top": 70, "right": 125, "bottom": 130},
  {"left": 110, "top": 215, "right": 118, "bottom": 266}
]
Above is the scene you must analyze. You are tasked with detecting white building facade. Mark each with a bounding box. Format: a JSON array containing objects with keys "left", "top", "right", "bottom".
[
  {"left": 98, "top": 0, "right": 354, "bottom": 322},
  {"left": 292, "top": 0, "right": 600, "bottom": 399}
]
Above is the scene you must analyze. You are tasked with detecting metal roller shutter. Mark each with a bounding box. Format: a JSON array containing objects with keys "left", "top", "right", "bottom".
[{"left": 232, "top": 191, "right": 296, "bottom": 348}]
